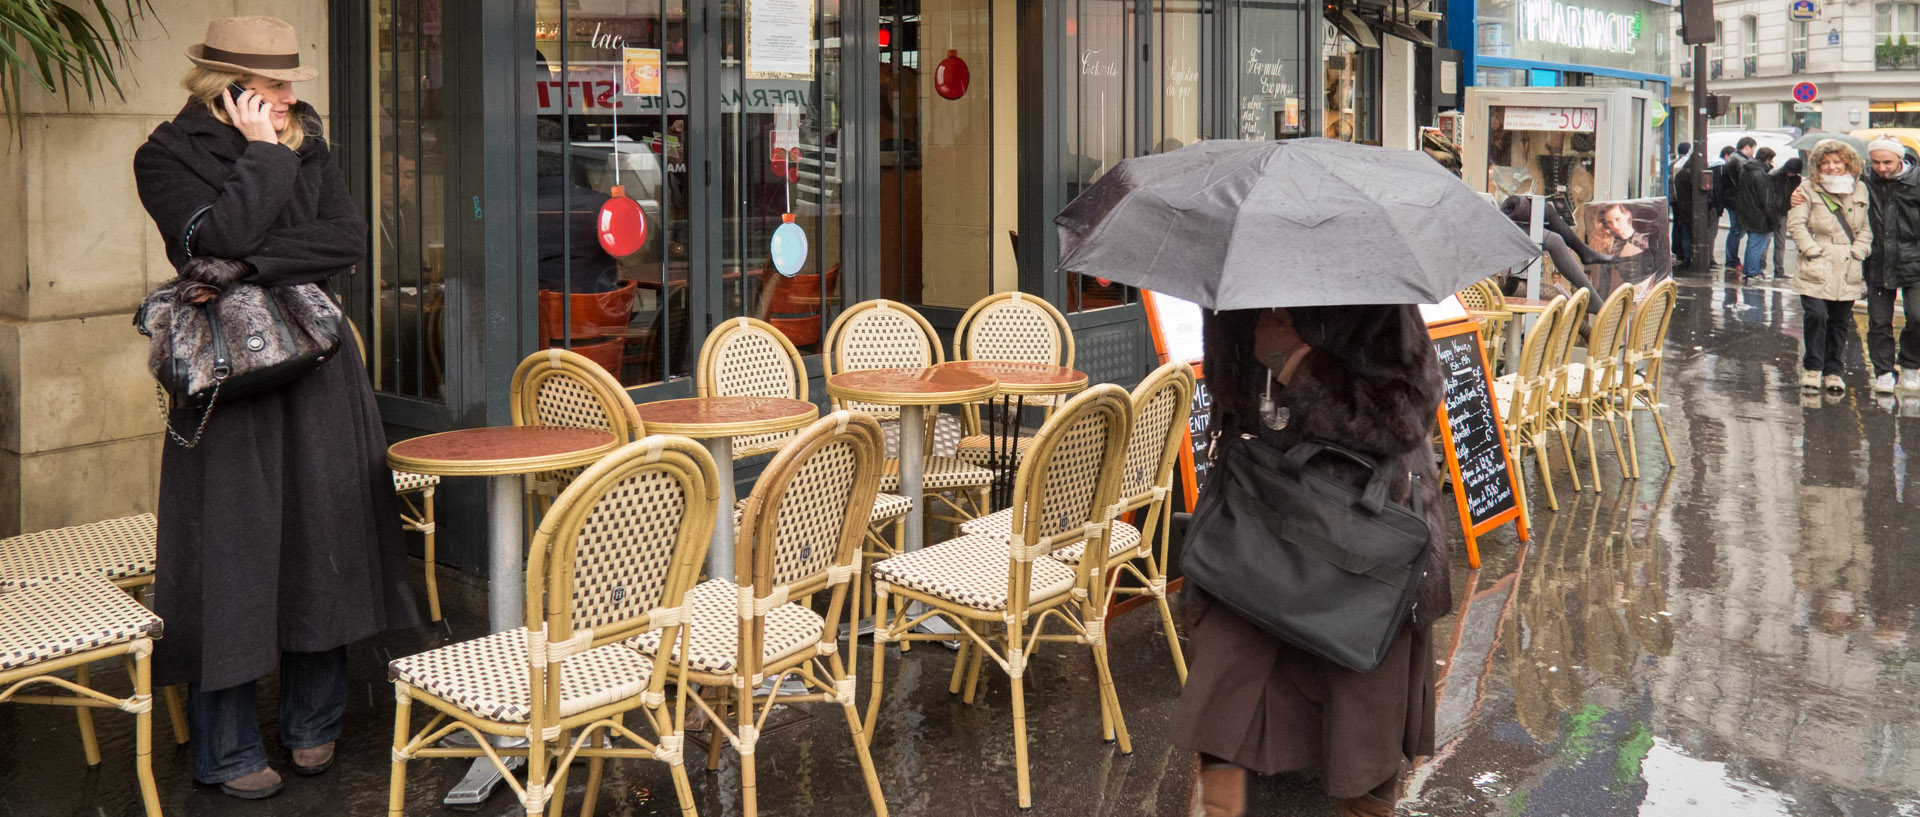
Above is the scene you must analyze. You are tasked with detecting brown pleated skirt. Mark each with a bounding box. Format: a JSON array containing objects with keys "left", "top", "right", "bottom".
[{"left": 1169, "top": 598, "right": 1436, "bottom": 799}]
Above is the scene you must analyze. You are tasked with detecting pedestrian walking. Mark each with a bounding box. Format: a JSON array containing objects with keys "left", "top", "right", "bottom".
[
  {"left": 1864, "top": 139, "right": 1920, "bottom": 393},
  {"left": 1720, "top": 139, "right": 1758, "bottom": 271},
  {"left": 1173, "top": 305, "right": 1451, "bottom": 817},
  {"left": 1672, "top": 151, "right": 1696, "bottom": 268},
  {"left": 1733, "top": 146, "right": 1779, "bottom": 278},
  {"left": 1786, "top": 140, "right": 1872, "bottom": 393},
  {"left": 131, "top": 16, "right": 416, "bottom": 800},
  {"left": 1771, "top": 157, "right": 1805, "bottom": 278}
]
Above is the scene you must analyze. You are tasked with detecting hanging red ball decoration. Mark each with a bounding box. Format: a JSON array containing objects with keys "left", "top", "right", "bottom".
[
  {"left": 597, "top": 185, "right": 647, "bottom": 258},
  {"left": 935, "top": 50, "right": 970, "bottom": 100}
]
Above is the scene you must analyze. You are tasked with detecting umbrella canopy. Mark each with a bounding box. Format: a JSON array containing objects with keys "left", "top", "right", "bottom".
[
  {"left": 1788, "top": 130, "right": 1868, "bottom": 157},
  {"left": 1054, "top": 138, "right": 1540, "bottom": 311}
]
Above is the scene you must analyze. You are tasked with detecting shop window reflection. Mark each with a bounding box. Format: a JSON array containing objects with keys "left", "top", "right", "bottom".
[
  {"left": 1061, "top": 0, "right": 1137, "bottom": 312},
  {"left": 373, "top": 0, "right": 448, "bottom": 401}
]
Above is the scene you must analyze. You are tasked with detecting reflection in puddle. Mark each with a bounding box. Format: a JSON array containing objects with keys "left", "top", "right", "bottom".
[{"left": 1639, "top": 739, "right": 1791, "bottom": 816}]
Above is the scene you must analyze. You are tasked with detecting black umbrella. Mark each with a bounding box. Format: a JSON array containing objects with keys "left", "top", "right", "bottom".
[{"left": 1054, "top": 138, "right": 1541, "bottom": 310}]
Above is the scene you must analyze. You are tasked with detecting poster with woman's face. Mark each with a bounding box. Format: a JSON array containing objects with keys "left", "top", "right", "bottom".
[{"left": 1577, "top": 198, "right": 1672, "bottom": 298}]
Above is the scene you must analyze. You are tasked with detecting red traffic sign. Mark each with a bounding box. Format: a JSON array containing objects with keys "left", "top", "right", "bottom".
[{"left": 1793, "top": 82, "right": 1819, "bottom": 103}]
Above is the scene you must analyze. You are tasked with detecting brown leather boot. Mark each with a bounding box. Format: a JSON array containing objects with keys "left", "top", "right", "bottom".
[
  {"left": 1198, "top": 765, "right": 1247, "bottom": 817},
  {"left": 1338, "top": 774, "right": 1401, "bottom": 817},
  {"left": 291, "top": 741, "right": 335, "bottom": 776},
  {"left": 218, "top": 767, "right": 284, "bottom": 800}
]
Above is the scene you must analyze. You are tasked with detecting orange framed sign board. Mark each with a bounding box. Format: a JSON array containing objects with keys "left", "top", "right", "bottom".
[
  {"left": 1427, "top": 318, "right": 1529, "bottom": 567},
  {"left": 1141, "top": 291, "right": 1211, "bottom": 512}
]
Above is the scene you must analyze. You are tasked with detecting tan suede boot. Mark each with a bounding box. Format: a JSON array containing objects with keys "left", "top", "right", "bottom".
[
  {"left": 1198, "top": 765, "right": 1247, "bottom": 817},
  {"left": 1337, "top": 774, "right": 1401, "bottom": 817}
]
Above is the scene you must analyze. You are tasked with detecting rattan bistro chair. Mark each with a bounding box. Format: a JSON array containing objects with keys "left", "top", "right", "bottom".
[
  {"left": 824, "top": 300, "right": 993, "bottom": 522},
  {"left": 960, "top": 362, "right": 1196, "bottom": 683},
  {"left": 868, "top": 385, "right": 1134, "bottom": 810},
  {"left": 1622, "top": 279, "right": 1680, "bottom": 478},
  {"left": 619, "top": 413, "right": 890, "bottom": 817},
  {"left": 1561, "top": 284, "right": 1636, "bottom": 487},
  {"left": 696, "top": 317, "right": 812, "bottom": 457},
  {"left": 349, "top": 322, "right": 449, "bottom": 624},
  {"left": 510, "top": 348, "right": 647, "bottom": 522},
  {"left": 387, "top": 436, "right": 716, "bottom": 817},
  {"left": 1493, "top": 294, "right": 1565, "bottom": 512},
  {"left": 0, "top": 573, "right": 164, "bottom": 816},
  {"left": 951, "top": 292, "right": 1076, "bottom": 468},
  {"left": 1456, "top": 279, "right": 1513, "bottom": 365},
  {"left": 0, "top": 515, "right": 189, "bottom": 746},
  {"left": 1542, "top": 287, "right": 1591, "bottom": 493}
]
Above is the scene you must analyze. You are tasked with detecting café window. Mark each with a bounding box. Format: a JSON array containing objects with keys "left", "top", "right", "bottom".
[
  {"left": 877, "top": 0, "right": 1001, "bottom": 311},
  {"left": 533, "top": 2, "right": 847, "bottom": 386},
  {"left": 1153, "top": 0, "right": 1214, "bottom": 154},
  {"left": 1234, "top": 5, "right": 1308, "bottom": 140},
  {"left": 1059, "top": 0, "right": 1139, "bottom": 312},
  {"left": 1322, "top": 23, "right": 1379, "bottom": 143},
  {"left": 370, "top": 0, "right": 450, "bottom": 400}
]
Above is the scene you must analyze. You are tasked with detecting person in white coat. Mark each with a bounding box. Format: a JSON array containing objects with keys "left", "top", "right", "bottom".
[{"left": 1786, "top": 140, "right": 1874, "bottom": 392}]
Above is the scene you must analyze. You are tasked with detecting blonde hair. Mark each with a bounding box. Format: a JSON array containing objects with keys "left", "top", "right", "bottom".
[
  {"left": 1808, "top": 140, "right": 1863, "bottom": 179},
  {"left": 183, "top": 66, "right": 307, "bottom": 151}
]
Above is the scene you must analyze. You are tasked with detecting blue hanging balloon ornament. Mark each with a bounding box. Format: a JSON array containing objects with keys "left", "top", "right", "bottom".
[{"left": 770, "top": 213, "right": 808, "bottom": 277}]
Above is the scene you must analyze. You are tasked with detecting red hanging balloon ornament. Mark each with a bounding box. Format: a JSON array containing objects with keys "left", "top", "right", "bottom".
[
  {"left": 598, "top": 185, "right": 647, "bottom": 257},
  {"left": 935, "top": 49, "right": 970, "bottom": 100}
]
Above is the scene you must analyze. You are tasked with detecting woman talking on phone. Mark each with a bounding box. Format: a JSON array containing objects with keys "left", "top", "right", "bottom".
[{"left": 132, "top": 17, "right": 414, "bottom": 800}]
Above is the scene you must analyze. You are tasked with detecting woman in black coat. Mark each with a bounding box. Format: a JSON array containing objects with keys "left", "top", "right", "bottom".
[
  {"left": 131, "top": 17, "right": 414, "bottom": 800},
  {"left": 1171, "top": 305, "right": 1451, "bottom": 817}
]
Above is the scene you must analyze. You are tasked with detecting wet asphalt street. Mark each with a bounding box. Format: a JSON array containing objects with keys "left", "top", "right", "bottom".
[{"left": 3, "top": 272, "right": 1918, "bottom": 816}]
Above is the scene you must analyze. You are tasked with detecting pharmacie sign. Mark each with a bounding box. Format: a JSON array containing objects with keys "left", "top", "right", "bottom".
[{"left": 1515, "top": 0, "right": 1644, "bottom": 54}]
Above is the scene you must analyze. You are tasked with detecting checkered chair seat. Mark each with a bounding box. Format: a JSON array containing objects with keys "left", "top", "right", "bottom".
[
  {"left": 0, "top": 574, "right": 163, "bottom": 671},
  {"left": 953, "top": 434, "right": 1035, "bottom": 467},
  {"left": 1493, "top": 381, "right": 1516, "bottom": 414},
  {"left": 393, "top": 470, "right": 440, "bottom": 493},
  {"left": 870, "top": 534, "right": 1075, "bottom": 612},
  {"left": 877, "top": 457, "right": 994, "bottom": 493},
  {"left": 388, "top": 629, "right": 653, "bottom": 723},
  {"left": 732, "top": 492, "right": 912, "bottom": 530},
  {"left": 957, "top": 508, "right": 1143, "bottom": 565},
  {"left": 0, "top": 514, "right": 156, "bottom": 590},
  {"left": 625, "top": 579, "right": 823, "bottom": 674}
]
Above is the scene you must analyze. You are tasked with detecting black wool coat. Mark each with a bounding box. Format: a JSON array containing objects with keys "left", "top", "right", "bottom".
[
  {"left": 134, "top": 100, "right": 416, "bottom": 691},
  {"left": 1866, "top": 161, "right": 1920, "bottom": 289}
]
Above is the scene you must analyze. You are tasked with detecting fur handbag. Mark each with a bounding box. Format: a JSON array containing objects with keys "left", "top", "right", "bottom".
[{"left": 134, "top": 205, "right": 342, "bottom": 446}]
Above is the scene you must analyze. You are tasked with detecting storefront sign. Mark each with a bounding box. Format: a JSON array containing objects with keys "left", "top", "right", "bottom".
[
  {"left": 746, "top": 0, "right": 815, "bottom": 80},
  {"left": 1788, "top": 0, "right": 1817, "bottom": 22},
  {"left": 1501, "top": 105, "right": 1598, "bottom": 131},
  {"left": 538, "top": 63, "right": 813, "bottom": 116},
  {"left": 1514, "top": 0, "right": 1643, "bottom": 54}
]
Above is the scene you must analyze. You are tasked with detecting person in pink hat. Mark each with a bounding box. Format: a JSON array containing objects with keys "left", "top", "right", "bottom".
[{"left": 131, "top": 16, "right": 416, "bottom": 801}]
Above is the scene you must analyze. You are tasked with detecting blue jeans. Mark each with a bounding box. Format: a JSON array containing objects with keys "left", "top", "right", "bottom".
[
  {"left": 187, "top": 648, "right": 347, "bottom": 784},
  {"left": 1725, "top": 210, "right": 1747, "bottom": 268},
  {"left": 1742, "top": 230, "right": 1772, "bottom": 277},
  {"left": 1673, "top": 214, "right": 1693, "bottom": 265}
]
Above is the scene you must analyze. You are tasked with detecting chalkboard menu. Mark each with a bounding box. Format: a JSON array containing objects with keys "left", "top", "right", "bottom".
[
  {"left": 1428, "top": 319, "right": 1528, "bottom": 568},
  {"left": 1183, "top": 378, "right": 1214, "bottom": 504}
]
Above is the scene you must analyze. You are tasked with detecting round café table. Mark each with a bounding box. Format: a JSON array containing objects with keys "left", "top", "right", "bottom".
[
  {"left": 387, "top": 425, "right": 619, "bottom": 807},
  {"left": 388, "top": 426, "right": 619, "bottom": 632},
  {"left": 633, "top": 396, "right": 819, "bottom": 579},
  {"left": 1503, "top": 296, "right": 1553, "bottom": 373},
  {"left": 825, "top": 367, "right": 998, "bottom": 553},
  {"left": 936, "top": 361, "right": 1088, "bottom": 509}
]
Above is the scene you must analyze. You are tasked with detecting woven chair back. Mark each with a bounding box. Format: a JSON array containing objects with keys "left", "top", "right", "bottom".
[
  {"left": 528, "top": 434, "right": 716, "bottom": 660},
  {"left": 953, "top": 291, "right": 1074, "bottom": 367},
  {"left": 1584, "top": 284, "right": 1636, "bottom": 387},
  {"left": 510, "top": 349, "right": 645, "bottom": 441},
  {"left": 1456, "top": 282, "right": 1495, "bottom": 312},
  {"left": 697, "top": 317, "right": 808, "bottom": 402},
  {"left": 1628, "top": 280, "right": 1679, "bottom": 390},
  {"left": 1006, "top": 385, "right": 1133, "bottom": 565},
  {"left": 1118, "top": 362, "right": 1194, "bottom": 512},
  {"left": 1515, "top": 295, "right": 1564, "bottom": 382},
  {"left": 1543, "top": 289, "right": 1586, "bottom": 376},
  {"left": 823, "top": 300, "right": 944, "bottom": 417}
]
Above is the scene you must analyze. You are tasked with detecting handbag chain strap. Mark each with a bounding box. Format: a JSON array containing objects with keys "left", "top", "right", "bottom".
[{"left": 154, "top": 379, "right": 220, "bottom": 449}]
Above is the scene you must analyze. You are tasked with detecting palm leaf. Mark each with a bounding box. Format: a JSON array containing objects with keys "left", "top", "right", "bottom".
[{"left": 0, "top": 0, "right": 157, "bottom": 143}]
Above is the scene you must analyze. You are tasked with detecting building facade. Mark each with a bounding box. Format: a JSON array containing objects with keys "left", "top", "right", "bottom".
[
  {"left": 1670, "top": 0, "right": 1920, "bottom": 143},
  {"left": 2, "top": 0, "right": 1435, "bottom": 596}
]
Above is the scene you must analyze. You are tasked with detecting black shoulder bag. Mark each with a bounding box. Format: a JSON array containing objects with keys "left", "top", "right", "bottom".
[
  {"left": 1181, "top": 434, "right": 1431, "bottom": 673},
  {"left": 133, "top": 205, "right": 343, "bottom": 447}
]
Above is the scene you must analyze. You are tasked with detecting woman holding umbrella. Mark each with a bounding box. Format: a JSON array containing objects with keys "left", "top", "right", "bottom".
[{"left": 1171, "top": 305, "right": 1450, "bottom": 817}]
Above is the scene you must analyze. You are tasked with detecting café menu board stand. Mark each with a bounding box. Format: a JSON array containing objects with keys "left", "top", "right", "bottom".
[
  {"left": 1140, "top": 291, "right": 1210, "bottom": 512},
  {"left": 1427, "top": 317, "right": 1530, "bottom": 568}
]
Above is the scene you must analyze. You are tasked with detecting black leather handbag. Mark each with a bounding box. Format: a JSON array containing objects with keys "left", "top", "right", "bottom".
[
  {"left": 1181, "top": 435, "right": 1431, "bottom": 673},
  {"left": 134, "top": 205, "right": 343, "bottom": 447}
]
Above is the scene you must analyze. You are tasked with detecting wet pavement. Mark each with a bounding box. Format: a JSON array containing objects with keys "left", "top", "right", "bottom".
[{"left": 5, "top": 272, "right": 1920, "bottom": 815}]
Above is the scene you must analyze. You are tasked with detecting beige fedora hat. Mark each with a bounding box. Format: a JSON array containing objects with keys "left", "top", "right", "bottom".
[{"left": 186, "top": 16, "right": 318, "bottom": 81}]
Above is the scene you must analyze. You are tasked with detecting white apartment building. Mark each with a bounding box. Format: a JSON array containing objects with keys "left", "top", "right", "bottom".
[{"left": 1670, "top": 0, "right": 1920, "bottom": 144}]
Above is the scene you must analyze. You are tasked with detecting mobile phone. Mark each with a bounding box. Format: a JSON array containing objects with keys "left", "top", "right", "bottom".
[{"left": 226, "top": 81, "right": 249, "bottom": 102}]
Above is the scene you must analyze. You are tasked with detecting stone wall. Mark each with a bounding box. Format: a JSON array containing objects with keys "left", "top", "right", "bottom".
[{"left": 0, "top": 1, "right": 329, "bottom": 535}]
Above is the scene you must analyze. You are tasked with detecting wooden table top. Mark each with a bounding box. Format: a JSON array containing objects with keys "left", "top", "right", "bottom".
[
  {"left": 1505, "top": 297, "right": 1553, "bottom": 313},
  {"left": 938, "top": 361, "right": 1088, "bottom": 397},
  {"left": 388, "top": 426, "right": 619, "bottom": 477},
  {"left": 634, "top": 396, "right": 819, "bottom": 438},
  {"left": 825, "top": 367, "right": 1000, "bottom": 406}
]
